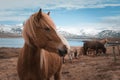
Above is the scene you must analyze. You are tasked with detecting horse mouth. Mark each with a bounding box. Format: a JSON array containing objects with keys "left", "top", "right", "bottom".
[{"left": 58, "top": 49, "right": 67, "bottom": 57}]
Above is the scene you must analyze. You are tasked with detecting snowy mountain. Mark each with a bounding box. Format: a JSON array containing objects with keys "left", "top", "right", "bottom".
[
  {"left": 0, "top": 24, "right": 22, "bottom": 34},
  {"left": 57, "top": 27, "right": 99, "bottom": 36},
  {"left": 0, "top": 24, "right": 120, "bottom": 38},
  {"left": 58, "top": 30, "right": 81, "bottom": 39},
  {"left": 96, "top": 30, "right": 120, "bottom": 38},
  {"left": 0, "top": 24, "right": 22, "bottom": 37}
]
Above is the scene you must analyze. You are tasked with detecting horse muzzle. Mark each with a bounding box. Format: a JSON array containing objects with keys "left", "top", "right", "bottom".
[
  {"left": 58, "top": 45, "right": 68, "bottom": 57},
  {"left": 58, "top": 49, "right": 67, "bottom": 57}
]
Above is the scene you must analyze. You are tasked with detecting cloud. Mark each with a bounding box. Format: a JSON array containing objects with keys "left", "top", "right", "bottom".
[
  {"left": 0, "top": 0, "right": 120, "bottom": 10},
  {"left": 0, "top": 10, "right": 32, "bottom": 24},
  {"left": 0, "top": 0, "right": 120, "bottom": 25},
  {"left": 100, "top": 15, "right": 120, "bottom": 28},
  {"left": 101, "top": 16, "right": 120, "bottom": 23}
]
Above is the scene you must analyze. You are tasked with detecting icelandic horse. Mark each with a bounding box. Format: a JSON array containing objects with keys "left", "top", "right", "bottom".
[
  {"left": 17, "top": 9, "right": 70, "bottom": 80},
  {"left": 83, "top": 41, "right": 106, "bottom": 55}
]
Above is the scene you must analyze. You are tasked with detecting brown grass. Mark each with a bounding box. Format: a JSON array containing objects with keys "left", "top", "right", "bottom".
[{"left": 0, "top": 46, "right": 120, "bottom": 80}]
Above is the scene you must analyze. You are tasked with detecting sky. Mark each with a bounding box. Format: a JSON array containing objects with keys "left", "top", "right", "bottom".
[{"left": 0, "top": 0, "right": 120, "bottom": 34}]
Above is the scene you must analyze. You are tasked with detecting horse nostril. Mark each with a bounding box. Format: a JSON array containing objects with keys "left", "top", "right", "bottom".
[
  {"left": 64, "top": 49, "right": 67, "bottom": 54},
  {"left": 58, "top": 48, "right": 67, "bottom": 57}
]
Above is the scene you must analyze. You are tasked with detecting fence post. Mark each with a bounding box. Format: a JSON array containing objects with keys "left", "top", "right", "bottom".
[
  {"left": 117, "top": 45, "right": 120, "bottom": 55},
  {"left": 113, "top": 46, "right": 116, "bottom": 62}
]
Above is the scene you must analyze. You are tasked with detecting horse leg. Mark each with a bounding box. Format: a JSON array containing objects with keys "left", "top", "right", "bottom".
[
  {"left": 87, "top": 50, "right": 90, "bottom": 55},
  {"left": 54, "top": 71, "right": 61, "bottom": 80},
  {"left": 62, "top": 57, "right": 65, "bottom": 63},
  {"left": 84, "top": 48, "right": 87, "bottom": 55},
  {"left": 69, "top": 53, "right": 73, "bottom": 63},
  {"left": 96, "top": 49, "right": 98, "bottom": 56},
  {"left": 74, "top": 51, "right": 78, "bottom": 59},
  {"left": 103, "top": 47, "right": 107, "bottom": 56},
  {"left": 103, "top": 48, "right": 106, "bottom": 54}
]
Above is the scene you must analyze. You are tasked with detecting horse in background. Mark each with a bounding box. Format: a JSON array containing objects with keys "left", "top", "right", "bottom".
[
  {"left": 62, "top": 47, "right": 75, "bottom": 63},
  {"left": 63, "top": 46, "right": 83, "bottom": 63},
  {"left": 17, "top": 9, "right": 70, "bottom": 80},
  {"left": 83, "top": 41, "right": 106, "bottom": 55}
]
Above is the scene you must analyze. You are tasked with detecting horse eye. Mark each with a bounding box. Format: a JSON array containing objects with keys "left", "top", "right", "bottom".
[{"left": 44, "top": 27, "right": 50, "bottom": 31}]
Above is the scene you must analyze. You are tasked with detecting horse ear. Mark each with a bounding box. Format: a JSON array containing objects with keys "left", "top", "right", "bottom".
[
  {"left": 37, "top": 8, "right": 42, "bottom": 21},
  {"left": 47, "top": 11, "right": 50, "bottom": 15}
]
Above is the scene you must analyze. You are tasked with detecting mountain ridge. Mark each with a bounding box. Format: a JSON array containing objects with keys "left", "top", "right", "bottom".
[{"left": 0, "top": 24, "right": 120, "bottom": 38}]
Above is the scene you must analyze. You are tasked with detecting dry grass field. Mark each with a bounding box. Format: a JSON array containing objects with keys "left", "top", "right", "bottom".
[{"left": 0, "top": 45, "right": 120, "bottom": 80}]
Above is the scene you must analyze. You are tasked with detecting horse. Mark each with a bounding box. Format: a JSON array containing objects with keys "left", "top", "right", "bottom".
[
  {"left": 62, "top": 47, "right": 76, "bottom": 63},
  {"left": 83, "top": 41, "right": 106, "bottom": 55},
  {"left": 17, "top": 9, "right": 70, "bottom": 80},
  {"left": 63, "top": 47, "right": 82, "bottom": 63}
]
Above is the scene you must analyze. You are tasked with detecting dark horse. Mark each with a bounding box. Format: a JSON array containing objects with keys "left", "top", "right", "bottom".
[{"left": 83, "top": 41, "right": 106, "bottom": 55}]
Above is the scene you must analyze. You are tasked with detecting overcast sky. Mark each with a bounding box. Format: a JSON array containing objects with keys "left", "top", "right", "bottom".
[{"left": 0, "top": 0, "right": 120, "bottom": 33}]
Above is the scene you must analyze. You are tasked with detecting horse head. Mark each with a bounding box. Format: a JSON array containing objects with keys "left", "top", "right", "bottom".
[
  {"left": 22, "top": 9, "right": 70, "bottom": 57},
  {"left": 100, "top": 38, "right": 109, "bottom": 45}
]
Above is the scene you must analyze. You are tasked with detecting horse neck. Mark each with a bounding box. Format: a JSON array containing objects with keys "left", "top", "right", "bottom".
[
  {"left": 23, "top": 43, "right": 47, "bottom": 59},
  {"left": 22, "top": 43, "right": 48, "bottom": 79},
  {"left": 22, "top": 43, "right": 42, "bottom": 65}
]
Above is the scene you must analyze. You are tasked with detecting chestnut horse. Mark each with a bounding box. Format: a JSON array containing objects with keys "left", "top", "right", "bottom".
[
  {"left": 83, "top": 41, "right": 106, "bottom": 55},
  {"left": 17, "top": 9, "right": 70, "bottom": 80}
]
